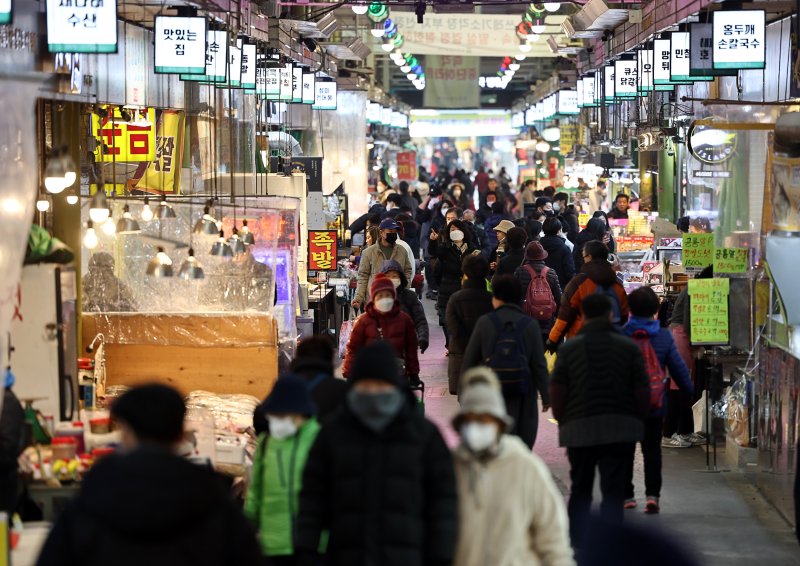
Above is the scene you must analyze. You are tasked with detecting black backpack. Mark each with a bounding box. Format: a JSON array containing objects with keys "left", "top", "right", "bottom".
[{"left": 484, "top": 313, "right": 533, "bottom": 395}]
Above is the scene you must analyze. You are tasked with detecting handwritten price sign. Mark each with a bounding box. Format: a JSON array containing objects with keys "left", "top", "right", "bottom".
[
  {"left": 713, "top": 247, "right": 748, "bottom": 273},
  {"left": 682, "top": 234, "right": 714, "bottom": 268},
  {"left": 688, "top": 277, "right": 729, "bottom": 345}
]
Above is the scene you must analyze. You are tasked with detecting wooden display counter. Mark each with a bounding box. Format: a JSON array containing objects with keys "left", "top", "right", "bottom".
[{"left": 82, "top": 313, "right": 278, "bottom": 398}]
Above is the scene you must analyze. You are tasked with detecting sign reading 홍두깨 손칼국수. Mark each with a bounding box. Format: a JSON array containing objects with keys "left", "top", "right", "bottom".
[
  {"left": 154, "top": 16, "right": 207, "bottom": 75},
  {"left": 712, "top": 10, "right": 766, "bottom": 70},
  {"left": 46, "top": 0, "right": 118, "bottom": 53}
]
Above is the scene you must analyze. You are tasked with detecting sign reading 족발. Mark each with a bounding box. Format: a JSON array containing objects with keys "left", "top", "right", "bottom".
[
  {"left": 154, "top": 17, "right": 206, "bottom": 74},
  {"left": 308, "top": 230, "right": 338, "bottom": 271},
  {"left": 46, "top": 0, "right": 118, "bottom": 53},
  {"left": 713, "top": 10, "right": 765, "bottom": 70},
  {"left": 313, "top": 81, "right": 337, "bottom": 110}
]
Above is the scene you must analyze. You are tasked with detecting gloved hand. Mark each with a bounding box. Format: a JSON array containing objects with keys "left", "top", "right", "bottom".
[
  {"left": 419, "top": 340, "right": 428, "bottom": 354},
  {"left": 545, "top": 339, "right": 559, "bottom": 354}
]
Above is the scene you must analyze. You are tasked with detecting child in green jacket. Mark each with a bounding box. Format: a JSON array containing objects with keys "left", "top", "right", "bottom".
[{"left": 245, "top": 374, "right": 320, "bottom": 563}]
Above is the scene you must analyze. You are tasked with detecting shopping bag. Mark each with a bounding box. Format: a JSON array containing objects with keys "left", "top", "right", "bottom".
[
  {"left": 545, "top": 351, "right": 557, "bottom": 374},
  {"left": 338, "top": 311, "right": 357, "bottom": 359},
  {"left": 692, "top": 390, "right": 708, "bottom": 434}
]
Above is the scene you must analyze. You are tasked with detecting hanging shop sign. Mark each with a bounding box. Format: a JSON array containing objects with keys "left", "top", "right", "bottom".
[
  {"left": 637, "top": 47, "right": 654, "bottom": 92},
  {"left": 712, "top": 10, "right": 765, "bottom": 70},
  {"left": 135, "top": 110, "right": 186, "bottom": 194},
  {"left": 228, "top": 42, "right": 242, "bottom": 87},
  {"left": 308, "top": 230, "right": 338, "bottom": 271},
  {"left": 46, "top": 0, "right": 118, "bottom": 53},
  {"left": 687, "top": 122, "right": 737, "bottom": 164},
  {"left": 511, "top": 111, "right": 525, "bottom": 129},
  {"left": 604, "top": 65, "right": 615, "bottom": 102},
  {"left": 594, "top": 72, "right": 602, "bottom": 104},
  {"left": 241, "top": 43, "right": 257, "bottom": 90},
  {"left": 423, "top": 55, "right": 480, "bottom": 108},
  {"left": 397, "top": 151, "right": 418, "bottom": 181},
  {"left": 125, "top": 26, "right": 147, "bottom": 104},
  {"left": 269, "top": 157, "right": 323, "bottom": 192},
  {"left": 543, "top": 94, "right": 557, "bottom": 119},
  {"left": 380, "top": 105, "right": 393, "bottom": 125},
  {"left": 713, "top": 248, "right": 748, "bottom": 273},
  {"left": 688, "top": 278, "right": 730, "bottom": 345},
  {"left": 653, "top": 38, "right": 682, "bottom": 87},
  {"left": 0, "top": 0, "right": 11, "bottom": 25},
  {"left": 154, "top": 16, "right": 206, "bottom": 74},
  {"left": 313, "top": 81, "right": 337, "bottom": 110},
  {"left": 682, "top": 233, "right": 714, "bottom": 268},
  {"left": 613, "top": 58, "right": 637, "bottom": 98},
  {"left": 92, "top": 107, "right": 156, "bottom": 163},
  {"left": 367, "top": 102, "right": 381, "bottom": 123},
  {"left": 279, "top": 64, "right": 293, "bottom": 101},
  {"left": 582, "top": 73, "right": 597, "bottom": 107},
  {"left": 576, "top": 79, "right": 584, "bottom": 107},
  {"left": 180, "top": 30, "right": 227, "bottom": 83},
  {"left": 557, "top": 89, "right": 579, "bottom": 115},
  {"left": 302, "top": 72, "right": 316, "bottom": 105},
  {"left": 291, "top": 66, "right": 304, "bottom": 103},
  {"left": 391, "top": 112, "right": 408, "bottom": 129},
  {"left": 560, "top": 124, "right": 578, "bottom": 155},
  {"left": 671, "top": 31, "right": 712, "bottom": 83},
  {"left": 265, "top": 66, "right": 280, "bottom": 98},
  {"left": 524, "top": 106, "right": 536, "bottom": 126},
  {"left": 690, "top": 23, "right": 736, "bottom": 78}
]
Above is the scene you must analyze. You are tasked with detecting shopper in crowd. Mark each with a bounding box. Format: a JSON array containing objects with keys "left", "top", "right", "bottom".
[
  {"left": 541, "top": 217, "right": 576, "bottom": 290},
  {"left": 514, "top": 241, "right": 562, "bottom": 345},
  {"left": 493, "top": 226, "right": 527, "bottom": 277},
  {"left": 550, "top": 294, "right": 649, "bottom": 548},
  {"left": 246, "top": 375, "right": 320, "bottom": 563},
  {"left": 381, "top": 260, "right": 429, "bottom": 354},
  {"left": 548, "top": 241, "right": 629, "bottom": 349},
  {"left": 429, "top": 219, "right": 480, "bottom": 351},
  {"left": 520, "top": 179, "right": 537, "bottom": 206},
  {"left": 572, "top": 218, "right": 609, "bottom": 272},
  {"left": 349, "top": 203, "right": 385, "bottom": 235},
  {"left": 487, "top": 218, "right": 515, "bottom": 269},
  {"left": 553, "top": 192, "right": 580, "bottom": 242},
  {"left": 474, "top": 166, "right": 490, "bottom": 196},
  {"left": 385, "top": 193, "right": 404, "bottom": 218},
  {"left": 476, "top": 188, "right": 499, "bottom": 224},
  {"left": 445, "top": 255, "right": 494, "bottom": 395},
  {"left": 483, "top": 202, "right": 508, "bottom": 251},
  {"left": 296, "top": 341, "right": 457, "bottom": 566},
  {"left": 37, "top": 385, "right": 264, "bottom": 566},
  {"left": 518, "top": 218, "right": 544, "bottom": 245},
  {"left": 445, "top": 206, "right": 462, "bottom": 225},
  {"left": 591, "top": 210, "right": 617, "bottom": 253},
  {"left": 0, "top": 368, "right": 25, "bottom": 516},
  {"left": 452, "top": 367, "right": 574, "bottom": 566},
  {"left": 398, "top": 181, "right": 420, "bottom": 218},
  {"left": 392, "top": 220, "right": 417, "bottom": 280},
  {"left": 395, "top": 212, "right": 421, "bottom": 260},
  {"left": 352, "top": 218, "right": 413, "bottom": 310},
  {"left": 535, "top": 197, "right": 555, "bottom": 218},
  {"left": 608, "top": 193, "right": 630, "bottom": 220},
  {"left": 462, "top": 209, "right": 487, "bottom": 254},
  {"left": 689, "top": 216, "right": 712, "bottom": 234},
  {"left": 588, "top": 180, "right": 607, "bottom": 214},
  {"left": 343, "top": 274, "right": 420, "bottom": 384},
  {"left": 543, "top": 186, "right": 556, "bottom": 198},
  {"left": 418, "top": 189, "right": 447, "bottom": 299},
  {"left": 622, "top": 287, "right": 694, "bottom": 514},
  {"left": 449, "top": 183, "right": 472, "bottom": 211},
  {"left": 462, "top": 275, "right": 550, "bottom": 448}
]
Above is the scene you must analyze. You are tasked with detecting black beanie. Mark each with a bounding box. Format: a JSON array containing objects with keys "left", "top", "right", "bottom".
[
  {"left": 349, "top": 341, "right": 402, "bottom": 387},
  {"left": 111, "top": 384, "right": 186, "bottom": 445}
]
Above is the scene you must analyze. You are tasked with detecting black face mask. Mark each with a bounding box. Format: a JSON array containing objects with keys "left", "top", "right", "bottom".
[
  {"left": 385, "top": 233, "right": 398, "bottom": 245},
  {"left": 544, "top": 210, "right": 555, "bottom": 217}
]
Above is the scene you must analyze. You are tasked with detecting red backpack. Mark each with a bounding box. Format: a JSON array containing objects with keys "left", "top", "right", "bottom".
[
  {"left": 630, "top": 329, "right": 667, "bottom": 410},
  {"left": 522, "top": 265, "right": 556, "bottom": 321}
]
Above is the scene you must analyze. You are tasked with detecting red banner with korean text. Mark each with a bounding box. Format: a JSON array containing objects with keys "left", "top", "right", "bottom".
[
  {"left": 423, "top": 55, "right": 480, "bottom": 108},
  {"left": 397, "top": 152, "right": 417, "bottom": 181},
  {"left": 308, "top": 230, "right": 338, "bottom": 272}
]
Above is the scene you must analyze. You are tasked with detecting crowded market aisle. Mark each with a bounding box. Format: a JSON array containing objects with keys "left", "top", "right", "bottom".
[{"left": 416, "top": 297, "right": 800, "bottom": 566}]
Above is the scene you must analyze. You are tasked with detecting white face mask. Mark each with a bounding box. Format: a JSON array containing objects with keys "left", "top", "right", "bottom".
[
  {"left": 386, "top": 202, "right": 396, "bottom": 210},
  {"left": 268, "top": 416, "right": 298, "bottom": 440},
  {"left": 450, "top": 230, "right": 464, "bottom": 242},
  {"left": 375, "top": 297, "right": 394, "bottom": 313},
  {"left": 553, "top": 203, "right": 561, "bottom": 212},
  {"left": 389, "top": 278, "right": 402, "bottom": 288},
  {"left": 461, "top": 422, "right": 498, "bottom": 452},
  {"left": 441, "top": 208, "right": 449, "bottom": 217}
]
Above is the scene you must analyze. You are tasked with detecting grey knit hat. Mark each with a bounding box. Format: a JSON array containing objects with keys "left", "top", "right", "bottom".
[{"left": 452, "top": 367, "right": 514, "bottom": 432}]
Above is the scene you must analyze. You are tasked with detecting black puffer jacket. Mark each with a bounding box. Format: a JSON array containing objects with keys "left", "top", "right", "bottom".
[
  {"left": 494, "top": 247, "right": 525, "bottom": 277},
  {"left": 296, "top": 396, "right": 458, "bottom": 566},
  {"left": 513, "top": 260, "right": 562, "bottom": 335},
  {"left": 540, "top": 234, "right": 576, "bottom": 290},
  {"left": 558, "top": 207, "right": 580, "bottom": 243},
  {"left": 445, "top": 279, "right": 493, "bottom": 356},
  {"left": 37, "top": 448, "right": 265, "bottom": 566},
  {"left": 429, "top": 238, "right": 478, "bottom": 320},
  {"left": 0, "top": 387, "right": 25, "bottom": 514}
]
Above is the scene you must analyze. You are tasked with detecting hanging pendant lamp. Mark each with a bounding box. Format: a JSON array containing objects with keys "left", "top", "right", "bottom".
[
  {"left": 146, "top": 246, "right": 174, "bottom": 277},
  {"left": 193, "top": 206, "right": 219, "bottom": 235},
  {"left": 178, "top": 248, "right": 205, "bottom": 280},
  {"left": 210, "top": 229, "right": 233, "bottom": 258},
  {"left": 156, "top": 195, "right": 176, "bottom": 219},
  {"left": 228, "top": 227, "right": 247, "bottom": 256},
  {"left": 116, "top": 204, "right": 141, "bottom": 234},
  {"left": 240, "top": 219, "right": 255, "bottom": 245}
]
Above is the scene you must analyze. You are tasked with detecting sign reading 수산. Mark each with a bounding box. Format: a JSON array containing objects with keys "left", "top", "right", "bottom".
[{"left": 47, "top": 0, "right": 118, "bottom": 53}]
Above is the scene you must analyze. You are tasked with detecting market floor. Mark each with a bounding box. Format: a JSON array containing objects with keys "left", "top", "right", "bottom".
[{"left": 418, "top": 298, "right": 800, "bottom": 566}]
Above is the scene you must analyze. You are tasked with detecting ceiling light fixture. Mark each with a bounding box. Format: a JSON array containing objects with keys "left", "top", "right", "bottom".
[
  {"left": 193, "top": 205, "right": 219, "bottom": 235},
  {"left": 43, "top": 149, "right": 68, "bottom": 194},
  {"left": 156, "top": 195, "right": 176, "bottom": 219},
  {"left": 102, "top": 210, "right": 116, "bottom": 236},
  {"left": 210, "top": 229, "right": 233, "bottom": 257},
  {"left": 36, "top": 199, "right": 50, "bottom": 212},
  {"left": 116, "top": 203, "right": 141, "bottom": 234},
  {"left": 544, "top": 2, "right": 560, "bottom": 12},
  {"left": 240, "top": 219, "right": 255, "bottom": 245},
  {"left": 228, "top": 228, "right": 247, "bottom": 256},
  {"left": 88, "top": 190, "right": 110, "bottom": 223},
  {"left": 370, "top": 23, "right": 385, "bottom": 37},
  {"left": 515, "top": 53, "right": 527, "bottom": 61},
  {"left": 535, "top": 140, "right": 551, "bottom": 153},
  {"left": 146, "top": 246, "right": 174, "bottom": 277},
  {"left": 509, "top": 63, "right": 520, "bottom": 71},
  {"left": 66, "top": 192, "right": 78, "bottom": 205},
  {"left": 83, "top": 221, "right": 99, "bottom": 250},
  {"left": 519, "top": 40, "right": 532, "bottom": 53},
  {"left": 140, "top": 196, "right": 154, "bottom": 221},
  {"left": 178, "top": 248, "right": 205, "bottom": 280},
  {"left": 351, "top": 2, "right": 368, "bottom": 15}
]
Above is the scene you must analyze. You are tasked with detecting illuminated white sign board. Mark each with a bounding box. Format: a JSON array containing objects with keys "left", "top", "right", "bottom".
[
  {"left": 712, "top": 10, "right": 765, "bottom": 70},
  {"left": 604, "top": 65, "right": 615, "bottom": 101},
  {"left": 47, "top": 0, "right": 118, "bottom": 53},
  {"left": 367, "top": 102, "right": 381, "bottom": 123},
  {"left": 279, "top": 64, "right": 293, "bottom": 101},
  {"left": 154, "top": 16, "right": 206, "bottom": 74},
  {"left": 180, "top": 30, "right": 227, "bottom": 83},
  {"left": 653, "top": 38, "right": 675, "bottom": 86},
  {"left": 690, "top": 23, "right": 733, "bottom": 78},
  {"left": 228, "top": 43, "right": 242, "bottom": 87},
  {"left": 0, "top": 0, "right": 11, "bottom": 25},
  {"left": 380, "top": 106, "right": 392, "bottom": 125},
  {"left": 292, "top": 66, "right": 304, "bottom": 102},
  {"left": 614, "top": 59, "right": 637, "bottom": 98},
  {"left": 265, "top": 66, "right": 280, "bottom": 97},
  {"left": 558, "top": 90, "right": 579, "bottom": 114},
  {"left": 302, "top": 72, "right": 316, "bottom": 104},
  {"left": 594, "top": 73, "right": 602, "bottom": 104},
  {"left": 313, "top": 81, "right": 337, "bottom": 110},
  {"left": 582, "top": 74, "right": 597, "bottom": 107},
  {"left": 637, "top": 48, "right": 653, "bottom": 92},
  {"left": 577, "top": 79, "right": 584, "bottom": 107},
  {"left": 511, "top": 112, "right": 525, "bottom": 128},
  {"left": 525, "top": 106, "right": 536, "bottom": 125},
  {"left": 241, "top": 44, "right": 257, "bottom": 90}
]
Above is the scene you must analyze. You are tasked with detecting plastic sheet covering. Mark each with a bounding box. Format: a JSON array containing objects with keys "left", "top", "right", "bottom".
[
  {"left": 185, "top": 390, "right": 259, "bottom": 435},
  {"left": 718, "top": 376, "right": 751, "bottom": 447},
  {"left": 81, "top": 200, "right": 282, "bottom": 347},
  {"left": 0, "top": 79, "right": 40, "bottom": 418}
]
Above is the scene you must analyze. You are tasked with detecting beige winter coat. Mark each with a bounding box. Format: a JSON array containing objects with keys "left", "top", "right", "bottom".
[
  {"left": 453, "top": 435, "right": 575, "bottom": 566},
  {"left": 354, "top": 242, "right": 413, "bottom": 304}
]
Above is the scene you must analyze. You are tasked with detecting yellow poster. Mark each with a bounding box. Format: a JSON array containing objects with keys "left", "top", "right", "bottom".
[
  {"left": 92, "top": 106, "right": 156, "bottom": 162},
  {"left": 135, "top": 110, "right": 185, "bottom": 194}
]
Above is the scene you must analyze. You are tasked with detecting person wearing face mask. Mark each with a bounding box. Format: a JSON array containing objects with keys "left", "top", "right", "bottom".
[
  {"left": 246, "top": 375, "right": 320, "bottom": 563},
  {"left": 553, "top": 192, "right": 579, "bottom": 243},
  {"left": 487, "top": 218, "right": 515, "bottom": 272},
  {"left": 343, "top": 274, "right": 420, "bottom": 384},
  {"left": 381, "top": 260, "right": 429, "bottom": 354},
  {"left": 37, "top": 385, "right": 265, "bottom": 566},
  {"left": 429, "top": 219, "right": 480, "bottom": 352},
  {"left": 452, "top": 368, "right": 574, "bottom": 566},
  {"left": 352, "top": 218, "right": 413, "bottom": 311},
  {"left": 297, "top": 341, "right": 458, "bottom": 566},
  {"left": 535, "top": 196, "right": 555, "bottom": 218},
  {"left": 540, "top": 217, "right": 576, "bottom": 290},
  {"left": 476, "top": 190, "right": 498, "bottom": 224},
  {"left": 448, "top": 182, "right": 471, "bottom": 211},
  {"left": 462, "top": 208, "right": 487, "bottom": 252}
]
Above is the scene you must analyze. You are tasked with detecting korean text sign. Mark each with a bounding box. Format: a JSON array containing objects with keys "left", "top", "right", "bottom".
[
  {"left": 154, "top": 16, "right": 206, "bottom": 74},
  {"left": 313, "top": 82, "right": 337, "bottom": 110},
  {"left": 713, "top": 247, "right": 748, "bottom": 273},
  {"left": 688, "top": 278, "right": 730, "bottom": 345},
  {"left": 682, "top": 233, "right": 714, "bottom": 268},
  {"left": 92, "top": 106, "right": 156, "bottom": 162},
  {"left": 47, "top": 0, "right": 118, "bottom": 53},
  {"left": 397, "top": 152, "right": 418, "bottom": 181},
  {"left": 308, "top": 231, "right": 338, "bottom": 271},
  {"left": 713, "top": 10, "right": 765, "bottom": 70}
]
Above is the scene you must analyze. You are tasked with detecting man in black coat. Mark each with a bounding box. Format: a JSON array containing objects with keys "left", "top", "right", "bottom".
[
  {"left": 540, "top": 217, "right": 576, "bottom": 289},
  {"left": 462, "top": 276, "right": 550, "bottom": 448},
  {"left": 37, "top": 385, "right": 265, "bottom": 566},
  {"left": 553, "top": 192, "right": 580, "bottom": 243},
  {"left": 445, "top": 255, "right": 493, "bottom": 395},
  {"left": 549, "top": 294, "right": 649, "bottom": 550},
  {"left": 349, "top": 204, "right": 386, "bottom": 235},
  {"left": 296, "top": 341, "right": 457, "bottom": 566}
]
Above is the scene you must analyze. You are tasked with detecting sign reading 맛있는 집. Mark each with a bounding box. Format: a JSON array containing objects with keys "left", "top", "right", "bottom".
[
  {"left": 713, "top": 247, "right": 748, "bottom": 273},
  {"left": 688, "top": 277, "right": 730, "bottom": 345},
  {"left": 681, "top": 233, "right": 714, "bottom": 267},
  {"left": 154, "top": 16, "right": 207, "bottom": 75},
  {"left": 308, "top": 230, "right": 338, "bottom": 272}
]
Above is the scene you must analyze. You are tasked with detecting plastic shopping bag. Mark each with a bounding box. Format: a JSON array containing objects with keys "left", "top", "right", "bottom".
[
  {"left": 338, "top": 311, "right": 357, "bottom": 359},
  {"left": 545, "top": 351, "right": 557, "bottom": 374},
  {"left": 692, "top": 390, "right": 708, "bottom": 434}
]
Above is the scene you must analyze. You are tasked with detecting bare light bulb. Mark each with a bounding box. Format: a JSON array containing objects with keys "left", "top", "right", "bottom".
[
  {"left": 64, "top": 171, "right": 76, "bottom": 186},
  {"left": 83, "top": 221, "right": 99, "bottom": 250},
  {"left": 141, "top": 198, "right": 154, "bottom": 221},
  {"left": 351, "top": 3, "right": 368, "bottom": 15},
  {"left": 102, "top": 214, "right": 116, "bottom": 236},
  {"left": 544, "top": 2, "right": 560, "bottom": 11},
  {"left": 36, "top": 199, "right": 50, "bottom": 212},
  {"left": 519, "top": 42, "right": 532, "bottom": 53},
  {"left": 66, "top": 194, "right": 79, "bottom": 205}
]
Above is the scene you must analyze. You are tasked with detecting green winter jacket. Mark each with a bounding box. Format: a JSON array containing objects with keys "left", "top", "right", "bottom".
[{"left": 245, "top": 419, "right": 321, "bottom": 557}]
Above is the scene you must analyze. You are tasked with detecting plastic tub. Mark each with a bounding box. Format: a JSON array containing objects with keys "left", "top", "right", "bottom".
[
  {"left": 89, "top": 418, "right": 111, "bottom": 434},
  {"left": 92, "top": 447, "right": 115, "bottom": 460},
  {"left": 51, "top": 437, "right": 77, "bottom": 461}
]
